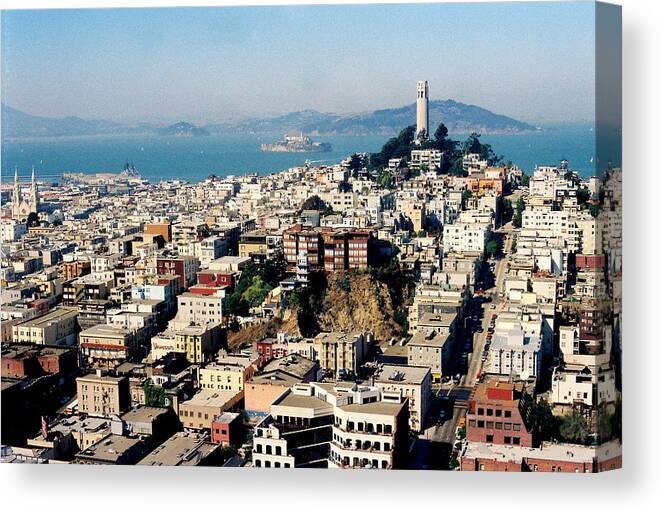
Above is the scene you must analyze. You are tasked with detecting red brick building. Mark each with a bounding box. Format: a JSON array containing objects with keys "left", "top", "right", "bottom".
[
  {"left": 1, "top": 344, "right": 78, "bottom": 378},
  {"left": 156, "top": 256, "right": 199, "bottom": 291},
  {"left": 460, "top": 440, "right": 622, "bottom": 473},
  {"left": 466, "top": 378, "right": 534, "bottom": 448},
  {"left": 285, "top": 224, "right": 375, "bottom": 272},
  {"left": 211, "top": 412, "right": 242, "bottom": 446}
]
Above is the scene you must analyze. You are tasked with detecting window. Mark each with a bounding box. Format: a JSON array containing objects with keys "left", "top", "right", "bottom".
[
  {"left": 486, "top": 421, "right": 494, "bottom": 429},
  {"left": 477, "top": 407, "right": 484, "bottom": 415},
  {"left": 486, "top": 434, "right": 493, "bottom": 442},
  {"left": 504, "top": 410, "right": 512, "bottom": 418},
  {"left": 477, "top": 420, "right": 484, "bottom": 428},
  {"left": 495, "top": 409, "right": 502, "bottom": 417},
  {"left": 513, "top": 423, "right": 521, "bottom": 431},
  {"left": 495, "top": 422, "right": 503, "bottom": 429},
  {"left": 504, "top": 436, "right": 511, "bottom": 444},
  {"left": 512, "top": 437, "right": 520, "bottom": 445},
  {"left": 486, "top": 409, "right": 493, "bottom": 416}
]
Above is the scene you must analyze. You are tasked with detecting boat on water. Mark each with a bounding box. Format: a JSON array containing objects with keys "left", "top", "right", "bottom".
[{"left": 260, "top": 133, "right": 332, "bottom": 153}]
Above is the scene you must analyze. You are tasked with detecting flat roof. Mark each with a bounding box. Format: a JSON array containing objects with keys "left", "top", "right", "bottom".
[
  {"left": 180, "top": 389, "right": 242, "bottom": 409},
  {"left": 77, "top": 434, "right": 142, "bottom": 463},
  {"left": 121, "top": 406, "right": 170, "bottom": 424},
  {"left": 138, "top": 432, "right": 218, "bottom": 466},
  {"left": 15, "top": 307, "right": 77, "bottom": 328},
  {"left": 462, "top": 440, "right": 622, "bottom": 465},
  {"left": 338, "top": 400, "right": 405, "bottom": 416},
  {"left": 374, "top": 364, "right": 430, "bottom": 385}
]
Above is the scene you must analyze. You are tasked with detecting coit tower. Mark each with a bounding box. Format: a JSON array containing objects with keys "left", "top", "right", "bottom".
[{"left": 416, "top": 80, "right": 429, "bottom": 142}]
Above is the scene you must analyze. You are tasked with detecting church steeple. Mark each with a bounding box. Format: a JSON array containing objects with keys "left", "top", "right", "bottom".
[
  {"left": 30, "top": 166, "right": 39, "bottom": 209},
  {"left": 13, "top": 166, "right": 21, "bottom": 203}
]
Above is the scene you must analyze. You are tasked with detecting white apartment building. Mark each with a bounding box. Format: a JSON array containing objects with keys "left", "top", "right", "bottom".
[
  {"left": 373, "top": 364, "right": 432, "bottom": 432},
  {"left": 410, "top": 149, "right": 443, "bottom": 171},
  {"left": 442, "top": 222, "right": 491, "bottom": 254},
  {"left": 172, "top": 292, "right": 224, "bottom": 328},
  {"left": 252, "top": 382, "right": 409, "bottom": 470},
  {"left": 488, "top": 326, "right": 542, "bottom": 379}
]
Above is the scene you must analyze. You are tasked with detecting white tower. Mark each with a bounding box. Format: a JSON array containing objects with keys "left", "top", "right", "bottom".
[{"left": 416, "top": 80, "right": 429, "bottom": 143}]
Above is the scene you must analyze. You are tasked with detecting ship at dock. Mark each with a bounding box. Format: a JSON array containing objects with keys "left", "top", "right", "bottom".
[{"left": 260, "top": 133, "right": 332, "bottom": 153}]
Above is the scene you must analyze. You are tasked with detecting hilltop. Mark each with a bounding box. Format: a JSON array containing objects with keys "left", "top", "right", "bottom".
[{"left": 2, "top": 99, "right": 536, "bottom": 139}]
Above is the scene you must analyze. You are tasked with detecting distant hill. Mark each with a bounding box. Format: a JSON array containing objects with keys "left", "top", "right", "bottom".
[
  {"left": 208, "top": 100, "right": 537, "bottom": 136},
  {"left": 157, "top": 121, "right": 209, "bottom": 137},
  {"left": 1, "top": 104, "right": 132, "bottom": 138},
  {"left": 2, "top": 99, "right": 536, "bottom": 139}
]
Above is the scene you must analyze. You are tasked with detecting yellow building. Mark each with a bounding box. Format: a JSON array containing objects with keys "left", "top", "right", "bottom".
[
  {"left": 175, "top": 324, "right": 221, "bottom": 364},
  {"left": 238, "top": 231, "right": 268, "bottom": 258},
  {"left": 199, "top": 354, "right": 258, "bottom": 392}
]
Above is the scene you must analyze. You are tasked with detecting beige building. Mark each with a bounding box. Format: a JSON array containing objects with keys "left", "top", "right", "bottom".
[
  {"left": 12, "top": 307, "right": 78, "bottom": 346},
  {"left": 252, "top": 382, "right": 409, "bottom": 469},
  {"left": 373, "top": 364, "right": 432, "bottom": 432},
  {"left": 407, "top": 330, "right": 455, "bottom": 382},
  {"left": 314, "top": 331, "right": 371, "bottom": 378},
  {"left": 178, "top": 389, "right": 243, "bottom": 430},
  {"left": 76, "top": 373, "right": 131, "bottom": 417},
  {"left": 79, "top": 323, "right": 145, "bottom": 368},
  {"left": 199, "top": 353, "right": 258, "bottom": 392},
  {"left": 172, "top": 292, "right": 224, "bottom": 328}
]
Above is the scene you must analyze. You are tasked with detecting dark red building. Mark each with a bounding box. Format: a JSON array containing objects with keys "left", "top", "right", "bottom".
[
  {"left": 466, "top": 378, "right": 534, "bottom": 448},
  {"left": 211, "top": 412, "right": 242, "bottom": 446}
]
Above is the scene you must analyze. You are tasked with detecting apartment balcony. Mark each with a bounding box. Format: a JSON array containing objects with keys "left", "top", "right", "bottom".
[{"left": 331, "top": 440, "right": 392, "bottom": 455}]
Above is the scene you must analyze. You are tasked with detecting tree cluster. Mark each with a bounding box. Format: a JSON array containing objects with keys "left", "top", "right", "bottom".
[
  {"left": 369, "top": 123, "right": 503, "bottom": 181},
  {"left": 225, "top": 252, "right": 288, "bottom": 317}
]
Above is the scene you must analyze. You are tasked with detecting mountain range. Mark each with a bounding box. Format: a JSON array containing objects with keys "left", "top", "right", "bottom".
[{"left": 1, "top": 100, "right": 537, "bottom": 139}]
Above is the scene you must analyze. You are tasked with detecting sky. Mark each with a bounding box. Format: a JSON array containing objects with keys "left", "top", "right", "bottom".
[{"left": 1, "top": 2, "right": 596, "bottom": 125}]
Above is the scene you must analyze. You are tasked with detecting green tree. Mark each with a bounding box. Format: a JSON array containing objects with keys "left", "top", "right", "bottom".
[
  {"left": 528, "top": 399, "right": 558, "bottom": 443},
  {"left": 143, "top": 379, "right": 167, "bottom": 407},
  {"left": 299, "top": 195, "right": 333, "bottom": 216},
  {"left": 501, "top": 198, "right": 514, "bottom": 223},
  {"left": 520, "top": 173, "right": 530, "bottom": 187},
  {"left": 26, "top": 212, "right": 40, "bottom": 228},
  {"left": 485, "top": 240, "right": 499, "bottom": 259},
  {"left": 377, "top": 172, "right": 393, "bottom": 189},
  {"left": 347, "top": 153, "right": 362, "bottom": 179},
  {"left": 559, "top": 409, "right": 591, "bottom": 444}
]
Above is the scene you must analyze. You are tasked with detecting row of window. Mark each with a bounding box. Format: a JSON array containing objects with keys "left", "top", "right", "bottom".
[
  {"left": 476, "top": 407, "right": 512, "bottom": 418},
  {"left": 253, "top": 459, "right": 290, "bottom": 468},
  {"left": 470, "top": 419, "right": 521, "bottom": 431}
]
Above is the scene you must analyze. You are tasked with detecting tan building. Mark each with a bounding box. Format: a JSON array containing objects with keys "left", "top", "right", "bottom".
[
  {"left": 11, "top": 307, "right": 78, "bottom": 346},
  {"left": 76, "top": 373, "right": 131, "bottom": 417},
  {"left": 178, "top": 389, "right": 243, "bottom": 430},
  {"left": 314, "top": 331, "right": 370, "bottom": 378},
  {"left": 172, "top": 292, "right": 224, "bottom": 328},
  {"left": 199, "top": 354, "right": 258, "bottom": 392},
  {"left": 238, "top": 231, "right": 269, "bottom": 258},
  {"left": 79, "top": 323, "right": 146, "bottom": 368},
  {"left": 244, "top": 354, "right": 319, "bottom": 414}
]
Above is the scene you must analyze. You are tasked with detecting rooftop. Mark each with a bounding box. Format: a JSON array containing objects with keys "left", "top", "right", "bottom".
[
  {"left": 137, "top": 432, "right": 218, "bottom": 466},
  {"left": 374, "top": 364, "right": 431, "bottom": 385},
  {"left": 77, "top": 434, "right": 142, "bottom": 463}
]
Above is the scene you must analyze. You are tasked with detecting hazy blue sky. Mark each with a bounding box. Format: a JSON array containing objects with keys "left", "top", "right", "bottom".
[{"left": 1, "top": 2, "right": 596, "bottom": 124}]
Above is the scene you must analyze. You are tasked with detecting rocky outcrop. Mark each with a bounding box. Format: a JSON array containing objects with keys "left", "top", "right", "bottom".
[{"left": 316, "top": 271, "right": 402, "bottom": 342}]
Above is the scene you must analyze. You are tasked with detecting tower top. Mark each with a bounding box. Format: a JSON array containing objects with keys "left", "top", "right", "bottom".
[{"left": 31, "top": 166, "right": 36, "bottom": 183}]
